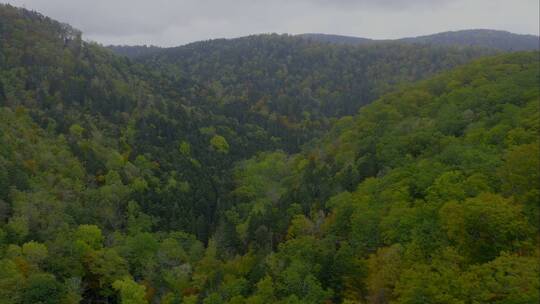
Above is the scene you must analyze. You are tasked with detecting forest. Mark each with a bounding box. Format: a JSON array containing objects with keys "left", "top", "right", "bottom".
[
  {"left": 299, "top": 30, "right": 539, "bottom": 51},
  {"left": 0, "top": 4, "right": 538, "bottom": 304}
]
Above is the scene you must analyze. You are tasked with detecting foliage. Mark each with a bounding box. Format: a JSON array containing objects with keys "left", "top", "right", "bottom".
[{"left": 0, "top": 4, "right": 538, "bottom": 303}]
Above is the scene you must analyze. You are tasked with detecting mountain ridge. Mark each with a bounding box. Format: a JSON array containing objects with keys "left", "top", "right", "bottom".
[
  {"left": 300, "top": 29, "right": 539, "bottom": 51},
  {"left": 108, "top": 29, "right": 539, "bottom": 58},
  {"left": 0, "top": 4, "right": 538, "bottom": 304}
]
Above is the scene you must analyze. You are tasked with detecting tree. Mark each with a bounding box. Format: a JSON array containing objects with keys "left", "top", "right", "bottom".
[
  {"left": 465, "top": 253, "right": 539, "bottom": 303},
  {"left": 0, "top": 6, "right": 538, "bottom": 302},
  {"left": 22, "top": 273, "right": 64, "bottom": 304},
  {"left": 393, "top": 248, "right": 466, "bottom": 304},
  {"left": 365, "top": 244, "right": 404, "bottom": 303},
  {"left": 87, "top": 248, "right": 130, "bottom": 297},
  {"left": 22, "top": 241, "right": 48, "bottom": 265},
  {"left": 245, "top": 276, "right": 276, "bottom": 304},
  {"left": 121, "top": 232, "right": 159, "bottom": 277},
  {"left": 210, "top": 135, "right": 230, "bottom": 154},
  {"left": 113, "top": 277, "right": 148, "bottom": 304},
  {"left": 499, "top": 143, "right": 540, "bottom": 227},
  {"left": 0, "top": 259, "right": 24, "bottom": 303},
  {"left": 6, "top": 216, "right": 29, "bottom": 243},
  {"left": 74, "top": 224, "right": 103, "bottom": 252},
  {"left": 499, "top": 143, "right": 540, "bottom": 197},
  {"left": 439, "top": 193, "right": 532, "bottom": 262}
]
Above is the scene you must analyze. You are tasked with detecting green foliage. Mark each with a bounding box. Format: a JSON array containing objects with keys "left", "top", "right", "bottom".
[
  {"left": 113, "top": 277, "right": 148, "bottom": 304},
  {"left": 74, "top": 225, "right": 104, "bottom": 251},
  {"left": 68, "top": 124, "right": 85, "bottom": 139},
  {"left": 465, "top": 253, "right": 540, "bottom": 303},
  {"left": 0, "top": 259, "right": 24, "bottom": 303},
  {"left": 22, "top": 241, "right": 48, "bottom": 265},
  {"left": 0, "top": 4, "right": 538, "bottom": 303},
  {"left": 211, "top": 135, "right": 230, "bottom": 154},
  {"left": 440, "top": 193, "right": 531, "bottom": 262},
  {"left": 87, "top": 248, "right": 130, "bottom": 297},
  {"left": 22, "top": 273, "right": 64, "bottom": 304}
]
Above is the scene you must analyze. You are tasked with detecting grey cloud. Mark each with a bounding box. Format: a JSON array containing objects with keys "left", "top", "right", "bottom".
[
  {"left": 308, "top": 0, "right": 453, "bottom": 9},
  {"left": 4, "top": 0, "right": 538, "bottom": 46}
]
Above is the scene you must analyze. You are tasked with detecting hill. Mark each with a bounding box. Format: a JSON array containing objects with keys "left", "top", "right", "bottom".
[
  {"left": 0, "top": 4, "right": 538, "bottom": 304},
  {"left": 106, "top": 45, "right": 163, "bottom": 58},
  {"left": 297, "top": 33, "right": 375, "bottom": 45},
  {"left": 298, "top": 29, "right": 539, "bottom": 51},
  {"left": 133, "top": 34, "right": 496, "bottom": 152},
  {"left": 225, "top": 51, "right": 540, "bottom": 303},
  {"left": 0, "top": 3, "right": 495, "bottom": 244},
  {"left": 400, "top": 29, "right": 539, "bottom": 51}
]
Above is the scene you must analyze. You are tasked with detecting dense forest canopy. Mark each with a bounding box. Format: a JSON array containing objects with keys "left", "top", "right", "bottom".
[
  {"left": 397, "top": 29, "right": 540, "bottom": 51},
  {"left": 0, "top": 4, "right": 539, "bottom": 304},
  {"left": 107, "top": 45, "right": 163, "bottom": 59},
  {"left": 113, "top": 29, "right": 539, "bottom": 58},
  {"left": 0, "top": 3, "right": 500, "bottom": 237},
  {"left": 299, "top": 29, "right": 540, "bottom": 51}
]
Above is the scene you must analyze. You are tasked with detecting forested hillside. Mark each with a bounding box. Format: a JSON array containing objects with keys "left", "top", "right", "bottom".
[
  {"left": 107, "top": 45, "right": 163, "bottom": 59},
  {"left": 0, "top": 4, "right": 497, "bottom": 238},
  {"left": 0, "top": 4, "right": 538, "bottom": 304},
  {"left": 297, "top": 33, "right": 376, "bottom": 46},
  {"left": 133, "top": 34, "right": 497, "bottom": 151},
  {"left": 115, "top": 30, "right": 539, "bottom": 59},
  {"left": 208, "top": 52, "right": 540, "bottom": 304},
  {"left": 299, "top": 29, "right": 540, "bottom": 51},
  {"left": 399, "top": 29, "right": 539, "bottom": 51}
]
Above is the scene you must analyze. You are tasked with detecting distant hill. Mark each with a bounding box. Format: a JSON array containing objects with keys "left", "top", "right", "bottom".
[
  {"left": 133, "top": 34, "right": 496, "bottom": 151},
  {"left": 108, "top": 30, "right": 537, "bottom": 60},
  {"left": 298, "top": 29, "right": 539, "bottom": 51},
  {"left": 0, "top": 2, "right": 495, "bottom": 242},
  {"left": 297, "top": 33, "right": 376, "bottom": 45},
  {"left": 106, "top": 44, "right": 162, "bottom": 58},
  {"left": 399, "top": 29, "right": 539, "bottom": 51},
  {"left": 1, "top": 4, "right": 539, "bottom": 304}
]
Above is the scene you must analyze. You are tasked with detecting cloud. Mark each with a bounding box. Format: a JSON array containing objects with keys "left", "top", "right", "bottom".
[
  {"left": 3, "top": 0, "right": 538, "bottom": 46},
  {"left": 308, "top": 0, "right": 453, "bottom": 9}
]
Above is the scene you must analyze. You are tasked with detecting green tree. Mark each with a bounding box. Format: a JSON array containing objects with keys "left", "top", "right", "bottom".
[
  {"left": 22, "top": 273, "right": 64, "bottom": 304},
  {"left": 465, "top": 253, "right": 540, "bottom": 303},
  {"left": 365, "top": 244, "right": 404, "bottom": 303},
  {"left": 87, "top": 248, "right": 130, "bottom": 297},
  {"left": 210, "top": 135, "right": 230, "bottom": 154},
  {"left": 113, "top": 277, "right": 148, "bottom": 304},
  {"left": 22, "top": 241, "right": 48, "bottom": 265},
  {"left": 74, "top": 224, "right": 104, "bottom": 252},
  {"left": 393, "top": 248, "right": 466, "bottom": 304},
  {"left": 0, "top": 259, "right": 24, "bottom": 303},
  {"left": 439, "top": 193, "right": 532, "bottom": 262}
]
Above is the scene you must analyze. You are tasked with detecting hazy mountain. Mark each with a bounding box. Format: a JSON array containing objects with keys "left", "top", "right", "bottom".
[
  {"left": 109, "top": 29, "right": 537, "bottom": 61},
  {"left": 297, "top": 33, "right": 376, "bottom": 45},
  {"left": 0, "top": 3, "right": 494, "bottom": 240},
  {"left": 399, "top": 29, "right": 539, "bottom": 51},
  {"left": 1, "top": 4, "right": 538, "bottom": 304},
  {"left": 297, "top": 29, "right": 539, "bottom": 51},
  {"left": 131, "top": 33, "right": 495, "bottom": 151},
  {"left": 106, "top": 44, "right": 163, "bottom": 58}
]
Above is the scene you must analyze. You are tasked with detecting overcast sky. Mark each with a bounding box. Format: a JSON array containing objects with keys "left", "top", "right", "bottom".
[{"left": 3, "top": 0, "right": 539, "bottom": 47}]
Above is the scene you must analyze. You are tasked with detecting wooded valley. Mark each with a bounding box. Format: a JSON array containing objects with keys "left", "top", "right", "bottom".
[{"left": 0, "top": 4, "right": 538, "bottom": 304}]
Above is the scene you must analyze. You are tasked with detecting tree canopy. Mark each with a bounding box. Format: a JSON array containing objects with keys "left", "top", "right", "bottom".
[{"left": 0, "top": 4, "right": 538, "bottom": 304}]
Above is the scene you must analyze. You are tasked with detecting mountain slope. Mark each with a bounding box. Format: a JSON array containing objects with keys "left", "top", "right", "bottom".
[
  {"left": 298, "top": 33, "right": 375, "bottom": 45},
  {"left": 134, "top": 34, "right": 497, "bottom": 151},
  {"left": 107, "top": 44, "right": 163, "bottom": 58},
  {"left": 400, "top": 29, "right": 539, "bottom": 51},
  {"left": 297, "top": 29, "right": 539, "bottom": 51},
  {"left": 226, "top": 51, "right": 540, "bottom": 303},
  {"left": 0, "top": 3, "right": 496, "bottom": 242},
  {"left": 0, "top": 4, "right": 538, "bottom": 304}
]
